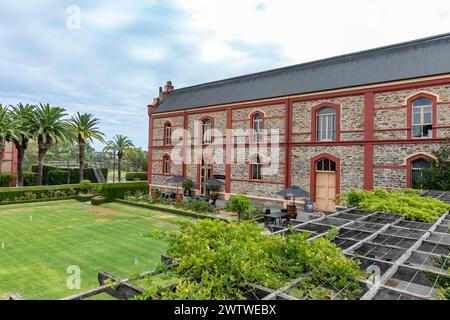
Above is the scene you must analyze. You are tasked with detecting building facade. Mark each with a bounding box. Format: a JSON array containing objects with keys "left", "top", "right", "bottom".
[
  {"left": 0, "top": 141, "right": 18, "bottom": 186},
  {"left": 147, "top": 34, "right": 450, "bottom": 211}
]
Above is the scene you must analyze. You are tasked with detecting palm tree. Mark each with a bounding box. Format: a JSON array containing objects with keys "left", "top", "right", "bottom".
[
  {"left": 9, "top": 103, "right": 35, "bottom": 186},
  {"left": 0, "top": 105, "right": 21, "bottom": 175},
  {"left": 69, "top": 112, "right": 106, "bottom": 182},
  {"left": 31, "top": 103, "right": 70, "bottom": 185},
  {"left": 103, "top": 135, "right": 135, "bottom": 182}
]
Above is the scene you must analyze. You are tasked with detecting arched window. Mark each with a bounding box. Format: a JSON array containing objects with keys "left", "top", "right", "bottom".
[
  {"left": 411, "top": 158, "right": 431, "bottom": 189},
  {"left": 164, "top": 122, "right": 172, "bottom": 145},
  {"left": 202, "top": 119, "right": 213, "bottom": 144},
  {"left": 162, "top": 154, "right": 171, "bottom": 175},
  {"left": 316, "top": 158, "right": 336, "bottom": 172},
  {"left": 251, "top": 155, "right": 262, "bottom": 180},
  {"left": 316, "top": 107, "right": 337, "bottom": 142},
  {"left": 252, "top": 112, "right": 264, "bottom": 143},
  {"left": 412, "top": 98, "right": 433, "bottom": 138}
]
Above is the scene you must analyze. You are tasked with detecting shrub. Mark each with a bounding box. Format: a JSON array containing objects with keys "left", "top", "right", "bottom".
[
  {"left": 91, "top": 196, "right": 107, "bottom": 206},
  {"left": 47, "top": 170, "right": 70, "bottom": 185},
  {"left": 419, "top": 143, "right": 450, "bottom": 191},
  {"left": 340, "top": 188, "right": 450, "bottom": 223},
  {"left": 101, "top": 182, "right": 149, "bottom": 202},
  {"left": 0, "top": 173, "right": 16, "bottom": 187},
  {"left": 146, "top": 219, "right": 366, "bottom": 300},
  {"left": 182, "top": 179, "right": 194, "bottom": 190},
  {"left": 76, "top": 194, "right": 94, "bottom": 202},
  {"left": 0, "top": 184, "right": 97, "bottom": 203},
  {"left": 79, "top": 180, "right": 92, "bottom": 194},
  {"left": 23, "top": 172, "right": 37, "bottom": 186},
  {"left": 227, "top": 195, "right": 251, "bottom": 223},
  {"left": 31, "top": 165, "right": 57, "bottom": 185},
  {"left": 125, "top": 172, "right": 148, "bottom": 181},
  {"left": 242, "top": 206, "right": 264, "bottom": 221}
]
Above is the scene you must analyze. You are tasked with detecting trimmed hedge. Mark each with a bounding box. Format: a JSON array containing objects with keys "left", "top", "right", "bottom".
[
  {"left": 23, "top": 172, "right": 37, "bottom": 186},
  {"left": 31, "top": 165, "right": 108, "bottom": 184},
  {"left": 101, "top": 182, "right": 149, "bottom": 201},
  {"left": 76, "top": 194, "right": 94, "bottom": 202},
  {"left": 0, "top": 184, "right": 93, "bottom": 203},
  {"left": 125, "top": 172, "right": 148, "bottom": 181},
  {"left": 115, "top": 199, "right": 230, "bottom": 221},
  {"left": 48, "top": 170, "right": 70, "bottom": 185},
  {"left": 0, "top": 173, "right": 16, "bottom": 187},
  {"left": 91, "top": 196, "right": 107, "bottom": 206},
  {"left": 0, "top": 197, "right": 77, "bottom": 206},
  {"left": 0, "top": 181, "right": 146, "bottom": 204}
]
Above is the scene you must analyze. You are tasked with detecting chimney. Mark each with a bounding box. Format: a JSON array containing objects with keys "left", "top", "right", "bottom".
[{"left": 162, "top": 81, "right": 174, "bottom": 97}]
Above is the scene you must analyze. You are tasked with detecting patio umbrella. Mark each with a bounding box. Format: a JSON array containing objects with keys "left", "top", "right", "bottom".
[
  {"left": 168, "top": 175, "right": 185, "bottom": 193},
  {"left": 276, "top": 185, "right": 310, "bottom": 206},
  {"left": 201, "top": 178, "right": 224, "bottom": 187}
]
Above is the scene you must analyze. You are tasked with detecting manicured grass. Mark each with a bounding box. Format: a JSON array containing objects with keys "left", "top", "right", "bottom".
[{"left": 0, "top": 200, "right": 186, "bottom": 300}]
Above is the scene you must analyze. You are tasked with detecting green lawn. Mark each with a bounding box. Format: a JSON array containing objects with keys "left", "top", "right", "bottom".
[{"left": 0, "top": 200, "right": 186, "bottom": 300}]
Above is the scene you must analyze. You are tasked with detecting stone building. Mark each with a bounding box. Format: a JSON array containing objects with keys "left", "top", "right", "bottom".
[
  {"left": 0, "top": 141, "right": 17, "bottom": 186},
  {"left": 147, "top": 33, "right": 450, "bottom": 211}
]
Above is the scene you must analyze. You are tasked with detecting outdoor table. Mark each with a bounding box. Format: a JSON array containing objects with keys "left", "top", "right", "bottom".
[{"left": 266, "top": 211, "right": 289, "bottom": 225}]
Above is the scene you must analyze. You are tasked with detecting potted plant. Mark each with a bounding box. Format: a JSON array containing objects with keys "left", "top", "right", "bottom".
[
  {"left": 182, "top": 179, "right": 194, "bottom": 197},
  {"left": 207, "top": 184, "right": 220, "bottom": 206},
  {"left": 151, "top": 188, "right": 159, "bottom": 199}
]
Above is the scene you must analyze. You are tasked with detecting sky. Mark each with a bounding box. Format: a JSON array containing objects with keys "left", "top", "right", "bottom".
[{"left": 0, "top": 0, "right": 449, "bottom": 150}]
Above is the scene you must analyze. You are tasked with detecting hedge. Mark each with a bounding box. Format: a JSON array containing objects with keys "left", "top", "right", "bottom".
[
  {"left": 23, "top": 172, "right": 37, "bottom": 186},
  {"left": 115, "top": 199, "right": 230, "bottom": 221},
  {"left": 0, "top": 181, "right": 147, "bottom": 204},
  {"left": 101, "top": 182, "right": 149, "bottom": 202},
  {"left": 91, "top": 196, "right": 107, "bottom": 206},
  {"left": 48, "top": 170, "right": 70, "bottom": 185},
  {"left": 0, "top": 184, "right": 94, "bottom": 203},
  {"left": 0, "top": 197, "right": 77, "bottom": 206},
  {"left": 31, "top": 165, "right": 108, "bottom": 184},
  {"left": 125, "top": 172, "right": 148, "bottom": 181},
  {"left": 0, "top": 173, "right": 16, "bottom": 187},
  {"left": 31, "top": 165, "right": 57, "bottom": 185}
]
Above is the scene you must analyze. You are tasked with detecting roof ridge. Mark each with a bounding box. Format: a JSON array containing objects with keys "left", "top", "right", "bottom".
[{"left": 168, "top": 32, "right": 450, "bottom": 94}]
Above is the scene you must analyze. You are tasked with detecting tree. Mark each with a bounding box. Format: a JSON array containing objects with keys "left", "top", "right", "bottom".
[
  {"left": 103, "top": 135, "right": 135, "bottom": 182},
  {"left": 0, "top": 104, "right": 21, "bottom": 175},
  {"left": 420, "top": 142, "right": 450, "bottom": 191},
  {"left": 9, "top": 104, "right": 36, "bottom": 186},
  {"left": 31, "top": 103, "right": 69, "bottom": 185},
  {"left": 227, "top": 194, "right": 251, "bottom": 223},
  {"left": 69, "top": 112, "right": 105, "bottom": 181}
]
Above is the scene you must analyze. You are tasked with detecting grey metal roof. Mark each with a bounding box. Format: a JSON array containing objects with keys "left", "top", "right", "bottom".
[{"left": 154, "top": 33, "right": 450, "bottom": 114}]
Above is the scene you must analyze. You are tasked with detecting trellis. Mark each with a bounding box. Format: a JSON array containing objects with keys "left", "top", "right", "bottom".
[{"left": 9, "top": 191, "right": 450, "bottom": 300}]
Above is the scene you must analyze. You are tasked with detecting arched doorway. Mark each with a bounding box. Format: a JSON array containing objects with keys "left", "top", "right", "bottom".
[{"left": 315, "top": 158, "right": 337, "bottom": 212}]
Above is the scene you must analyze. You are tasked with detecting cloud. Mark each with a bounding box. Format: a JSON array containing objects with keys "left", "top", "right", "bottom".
[{"left": 0, "top": 0, "right": 449, "bottom": 150}]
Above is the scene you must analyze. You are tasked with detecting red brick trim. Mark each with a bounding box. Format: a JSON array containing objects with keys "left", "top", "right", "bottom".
[
  {"left": 225, "top": 107, "right": 232, "bottom": 193},
  {"left": 405, "top": 153, "right": 435, "bottom": 188},
  {"left": 147, "top": 105, "right": 156, "bottom": 185},
  {"left": 311, "top": 102, "right": 341, "bottom": 142},
  {"left": 285, "top": 99, "right": 292, "bottom": 188},
  {"left": 310, "top": 153, "right": 341, "bottom": 202},
  {"left": 406, "top": 92, "right": 438, "bottom": 139}
]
